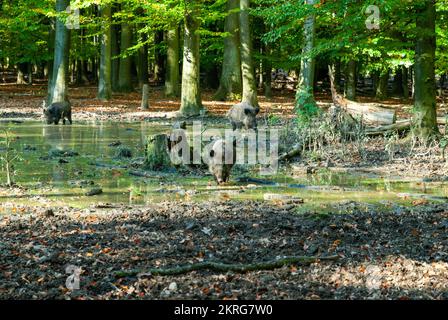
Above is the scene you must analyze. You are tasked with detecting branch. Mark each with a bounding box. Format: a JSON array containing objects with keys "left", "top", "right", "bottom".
[{"left": 114, "top": 255, "right": 340, "bottom": 278}]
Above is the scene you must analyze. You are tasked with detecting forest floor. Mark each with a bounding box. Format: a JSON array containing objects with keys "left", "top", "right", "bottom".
[
  {"left": 3, "top": 82, "right": 446, "bottom": 179},
  {"left": 1, "top": 200, "right": 448, "bottom": 300},
  {"left": 2, "top": 84, "right": 448, "bottom": 300},
  {"left": 2, "top": 82, "right": 434, "bottom": 121}
]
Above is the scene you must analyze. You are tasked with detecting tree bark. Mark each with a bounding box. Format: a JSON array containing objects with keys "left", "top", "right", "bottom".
[
  {"left": 141, "top": 84, "right": 150, "bottom": 110},
  {"left": 376, "top": 70, "right": 389, "bottom": 100},
  {"left": 118, "top": 23, "right": 133, "bottom": 92},
  {"left": 136, "top": 32, "right": 149, "bottom": 88},
  {"left": 263, "top": 46, "right": 273, "bottom": 99},
  {"left": 145, "top": 134, "right": 171, "bottom": 170},
  {"left": 98, "top": 4, "right": 112, "bottom": 100},
  {"left": 214, "top": 0, "right": 242, "bottom": 101},
  {"left": 48, "top": 0, "right": 70, "bottom": 105},
  {"left": 154, "top": 31, "right": 166, "bottom": 83},
  {"left": 296, "top": 0, "right": 316, "bottom": 111},
  {"left": 412, "top": 0, "right": 438, "bottom": 139},
  {"left": 111, "top": 23, "right": 120, "bottom": 91},
  {"left": 239, "top": 0, "right": 258, "bottom": 107},
  {"left": 165, "top": 27, "right": 180, "bottom": 97},
  {"left": 402, "top": 66, "right": 409, "bottom": 99},
  {"left": 345, "top": 59, "right": 356, "bottom": 100},
  {"left": 180, "top": 3, "right": 203, "bottom": 116}
]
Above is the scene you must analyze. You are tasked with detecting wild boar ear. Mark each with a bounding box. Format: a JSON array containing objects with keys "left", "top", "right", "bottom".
[{"left": 210, "top": 150, "right": 215, "bottom": 158}]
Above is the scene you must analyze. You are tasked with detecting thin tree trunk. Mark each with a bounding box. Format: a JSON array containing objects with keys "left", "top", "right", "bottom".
[
  {"left": 16, "top": 63, "right": 28, "bottom": 84},
  {"left": 98, "top": 4, "right": 112, "bottom": 100},
  {"left": 214, "top": 0, "right": 242, "bottom": 101},
  {"left": 48, "top": 0, "right": 71, "bottom": 104},
  {"left": 263, "top": 45, "right": 272, "bottom": 99},
  {"left": 376, "top": 70, "right": 389, "bottom": 100},
  {"left": 165, "top": 27, "right": 180, "bottom": 97},
  {"left": 346, "top": 60, "right": 356, "bottom": 100},
  {"left": 137, "top": 32, "right": 149, "bottom": 88},
  {"left": 118, "top": 23, "right": 133, "bottom": 92},
  {"left": 412, "top": 0, "right": 438, "bottom": 139},
  {"left": 239, "top": 0, "right": 258, "bottom": 107},
  {"left": 154, "top": 31, "right": 165, "bottom": 83},
  {"left": 179, "top": 3, "right": 203, "bottom": 116},
  {"left": 402, "top": 66, "right": 409, "bottom": 100},
  {"left": 111, "top": 23, "right": 120, "bottom": 91}
]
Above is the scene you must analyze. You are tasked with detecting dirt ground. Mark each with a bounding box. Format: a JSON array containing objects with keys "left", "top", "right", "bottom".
[
  {"left": 0, "top": 200, "right": 448, "bottom": 300},
  {"left": 2, "top": 84, "right": 448, "bottom": 300}
]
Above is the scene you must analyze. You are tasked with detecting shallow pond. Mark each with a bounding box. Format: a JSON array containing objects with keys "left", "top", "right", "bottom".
[{"left": 1, "top": 120, "right": 448, "bottom": 209}]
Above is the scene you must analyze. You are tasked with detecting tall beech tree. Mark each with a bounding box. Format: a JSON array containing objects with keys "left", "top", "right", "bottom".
[
  {"left": 239, "top": 0, "right": 258, "bottom": 107},
  {"left": 118, "top": 23, "right": 133, "bottom": 92},
  {"left": 165, "top": 26, "right": 180, "bottom": 97},
  {"left": 98, "top": 4, "right": 112, "bottom": 100},
  {"left": 48, "top": 0, "right": 70, "bottom": 105},
  {"left": 296, "top": 0, "right": 317, "bottom": 119},
  {"left": 214, "top": 0, "right": 242, "bottom": 101},
  {"left": 412, "top": 0, "right": 438, "bottom": 139},
  {"left": 179, "top": 1, "right": 203, "bottom": 116}
]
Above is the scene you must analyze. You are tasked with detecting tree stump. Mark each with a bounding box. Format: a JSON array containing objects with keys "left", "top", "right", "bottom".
[
  {"left": 141, "top": 84, "right": 150, "bottom": 110},
  {"left": 145, "top": 134, "right": 171, "bottom": 170}
]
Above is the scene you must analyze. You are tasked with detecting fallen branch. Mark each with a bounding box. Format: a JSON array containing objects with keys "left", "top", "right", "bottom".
[
  {"left": 364, "top": 117, "right": 447, "bottom": 136},
  {"left": 114, "top": 255, "right": 339, "bottom": 278}
]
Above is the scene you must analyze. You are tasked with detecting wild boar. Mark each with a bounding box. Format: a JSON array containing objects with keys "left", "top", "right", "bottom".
[
  {"left": 42, "top": 100, "right": 72, "bottom": 125},
  {"left": 227, "top": 102, "right": 260, "bottom": 131},
  {"left": 205, "top": 138, "right": 237, "bottom": 184}
]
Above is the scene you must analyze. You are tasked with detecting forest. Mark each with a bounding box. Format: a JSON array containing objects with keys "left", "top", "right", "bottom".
[{"left": 0, "top": 0, "right": 448, "bottom": 301}]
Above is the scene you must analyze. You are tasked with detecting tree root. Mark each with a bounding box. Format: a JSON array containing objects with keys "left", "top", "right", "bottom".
[{"left": 114, "top": 255, "right": 339, "bottom": 278}]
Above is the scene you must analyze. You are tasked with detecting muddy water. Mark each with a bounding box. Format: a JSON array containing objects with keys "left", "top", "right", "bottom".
[{"left": 1, "top": 120, "right": 448, "bottom": 209}]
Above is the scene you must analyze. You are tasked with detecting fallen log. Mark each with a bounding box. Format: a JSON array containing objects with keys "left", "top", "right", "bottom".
[
  {"left": 365, "top": 119, "right": 412, "bottom": 136},
  {"left": 114, "top": 255, "right": 339, "bottom": 278},
  {"left": 328, "top": 65, "right": 397, "bottom": 126},
  {"left": 344, "top": 100, "right": 397, "bottom": 126},
  {"left": 365, "top": 117, "right": 447, "bottom": 136}
]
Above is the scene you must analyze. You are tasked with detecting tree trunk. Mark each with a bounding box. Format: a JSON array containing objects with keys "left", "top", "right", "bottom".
[
  {"left": 98, "top": 4, "right": 112, "bottom": 100},
  {"left": 346, "top": 60, "right": 356, "bottom": 100},
  {"left": 296, "top": 0, "right": 317, "bottom": 113},
  {"left": 118, "top": 23, "right": 133, "bottom": 92},
  {"left": 214, "top": 0, "right": 242, "bottom": 101},
  {"left": 180, "top": 4, "right": 203, "bottom": 116},
  {"left": 376, "top": 70, "right": 389, "bottom": 100},
  {"left": 137, "top": 33, "right": 149, "bottom": 88},
  {"left": 402, "top": 66, "right": 409, "bottom": 100},
  {"left": 111, "top": 24, "right": 120, "bottom": 91},
  {"left": 263, "top": 46, "right": 273, "bottom": 99},
  {"left": 145, "top": 134, "right": 171, "bottom": 170},
  {"left": 16, "top": 63, "right": 28, "bottom": 84},
  {"left": 239, "top": 0, "right": 258, "bottom": 107},
  {"left": 393, "top": 68, "right": 403, "bottom": 96},
  {"left": 412, "top": 0, "right": 438, "bottom": 139},
  {"left": 141, "top": 84, "right": 150, "bottom": 110},
  {"left": 165, "top": 27, "right": 180, "bottom": 97},
  {"left": 154, "top": 31, "right": 165, "bottom": 83},
  {"left": 48, "top": 0, "right": 71, "bottom": 105}
]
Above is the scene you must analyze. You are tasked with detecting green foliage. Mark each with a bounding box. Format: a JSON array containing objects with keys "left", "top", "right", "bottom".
[
  {"left": 295, "top": 90, "right": 319, "bottom": 125},
  {"left": 0, "top": 130, "right": 22, "bottom": 187}
]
